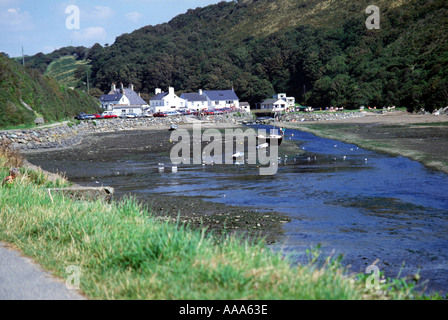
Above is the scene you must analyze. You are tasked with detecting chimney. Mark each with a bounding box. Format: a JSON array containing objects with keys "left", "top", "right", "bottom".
[
  {"left": 199, "top": 89, "right": 203, "bottom": 95},
  {"left": 169, "top": 87, "right": 175, "bottom": 95},
  {"left": 155, "top": 88, "right": 162, "bottom": 95},
  {"left": 120, "top": 82, "right": 124, "bottom": 94},
  {"left": 129, "top": 83, "right": 134, "bottom": 91},
  {"left": 111, "top": 83, "right": 116, "bottom": 92}
]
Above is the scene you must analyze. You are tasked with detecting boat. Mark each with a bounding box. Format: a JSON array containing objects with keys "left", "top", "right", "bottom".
[
  {"left": 169, "top": 124, "right": 178, "bottom": 131},
  {"left": 256, "top": 112, "right": 284, "bottom": 146},
  {"left": 256, "top": 143, "right": 269, "bottom": 149},
  {"left": 256, "top": 133, "right": 283, "bottom": 146}
]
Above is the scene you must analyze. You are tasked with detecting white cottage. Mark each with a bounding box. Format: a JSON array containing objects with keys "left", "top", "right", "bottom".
[
  {"left": 180, "top": 90, "right": 208, "bottom": 110},
  {"left": 260, "top": 99, "right": 288, "bottom": 112},
  {"left": 99, "top": 83, "right": 149, "bottom": 116},
  {"left": 273, "top": 93, "right": 295, "bottom": 108},
  {"left": 202, "top": 89, "right": 240, "bottom": 110},
  {"left": 150, "top": 87, "right": 186, "bottom": 113}
]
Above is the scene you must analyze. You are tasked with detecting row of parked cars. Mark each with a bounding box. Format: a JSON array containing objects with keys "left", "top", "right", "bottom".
[
  {"left": 75, "top": 108, "right": 236, "bottom": 121},
  {"left": 74, "top": 112, "right": 154, "bottom": 120},
  {"left": 153, "top": 107, "right": 235, "bottom": 117}
]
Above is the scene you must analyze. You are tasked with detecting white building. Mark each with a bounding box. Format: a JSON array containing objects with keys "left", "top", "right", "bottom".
[
  {"left": 99, "top": 83, "right": 149, "bottom": 116},
  {"left": 180, "top": 90, "right": 208, "bottom": 110},
  {"left": 149, "top": 87, "right": 186, "bottom": 113},
  {"left": 273, "top": 93, "right": 295, "bottom": 108},
  {"left": 259, "top": 99, "right": 288, "bottom": 112},
  {"left": 202, "top": 89, "right": 240, "bottom": 110}
]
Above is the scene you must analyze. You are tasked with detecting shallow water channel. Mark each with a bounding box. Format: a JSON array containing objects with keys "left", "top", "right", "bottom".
[{"left": 27, "top": 125, "right": 448, "bottom": 294}]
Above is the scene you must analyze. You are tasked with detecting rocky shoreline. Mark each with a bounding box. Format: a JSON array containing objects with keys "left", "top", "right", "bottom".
[
  {"left": 0, "top": 113, "right": 253, "bottom": 152},
  {"left": 0, "top": 111, "right": 377, "bottom": 152}
]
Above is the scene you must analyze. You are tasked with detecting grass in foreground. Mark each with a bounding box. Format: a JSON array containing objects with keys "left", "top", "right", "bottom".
[{"left": 0, "top": 145, "right": 442, "bottom": 300}]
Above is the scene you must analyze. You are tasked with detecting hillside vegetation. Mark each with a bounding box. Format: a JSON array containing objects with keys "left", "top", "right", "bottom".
[
  {"left": 24, "top": 0, "right": 448, "bottom": 112},
  {"left": 0, "top": 54, "right": 99, "bottom": 129},
  {"left": 44, "top": 55, "right": 91, "bottom": 89}
]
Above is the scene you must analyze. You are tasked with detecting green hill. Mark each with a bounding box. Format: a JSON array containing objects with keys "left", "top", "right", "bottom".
[
  {"left": 44, "top": 55, "right": 91, "bottom": 89},
  {"left": 87, "top": 0, "right": 447, "bottom": 112},
  {"left": 0, "top": 54, "right": 99, "bottom": 129},
  {"left": 23, "top": 0, "right": 448, "bottom": 112}
]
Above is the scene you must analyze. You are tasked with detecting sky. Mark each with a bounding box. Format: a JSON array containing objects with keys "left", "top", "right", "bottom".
[{"left": 0, "top": 0, "right": 229, "bottom": 58}]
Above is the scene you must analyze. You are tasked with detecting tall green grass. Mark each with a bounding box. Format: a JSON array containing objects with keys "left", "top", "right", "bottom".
[{"left": 0, "top": 182, "right": 362, "bottom": 299}]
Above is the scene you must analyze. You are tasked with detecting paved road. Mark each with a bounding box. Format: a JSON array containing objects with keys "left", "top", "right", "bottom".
[{"left": 0, "top": 242, "right": 86, "bottom": 300}]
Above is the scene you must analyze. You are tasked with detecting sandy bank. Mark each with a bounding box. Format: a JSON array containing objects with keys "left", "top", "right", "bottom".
[{"left": 282, "top": 112, "right": 448, "bottom": 173}]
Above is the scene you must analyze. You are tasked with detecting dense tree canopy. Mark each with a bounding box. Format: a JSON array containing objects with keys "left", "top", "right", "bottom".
[{"left": 25, "top": 0, "right": 448, "bottom": 112}]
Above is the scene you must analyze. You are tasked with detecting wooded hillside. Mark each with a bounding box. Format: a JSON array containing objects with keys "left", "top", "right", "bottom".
[{"left": 23, "top": 0, "right": 448, "bottom": 111}]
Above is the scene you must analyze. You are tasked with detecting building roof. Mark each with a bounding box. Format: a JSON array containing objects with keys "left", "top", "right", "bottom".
[
  {"left": 261, "top": 99, "right": 287, "bottom": 105},
  {"left": 115, "top": 89, "right": 148, "bottom": 106},
  {"left": 180, "top": 93, "right": 208, "bottom": 102},
  {"left": 150, "top": 92, "right": 169, "bottom": 101},
  {"left": 203, "top": 90, "right": 239, "bottom": 101},
  {"left": 100, "top": 94, "right": 123, "bottom": 102},
  {"left": 101, "top": 88, "right": 148, "bottom": 106}
]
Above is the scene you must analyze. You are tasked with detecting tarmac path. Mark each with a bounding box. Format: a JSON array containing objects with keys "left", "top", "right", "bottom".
[{"left": 0, "top": 242, "right": 86, "bottom": 300}]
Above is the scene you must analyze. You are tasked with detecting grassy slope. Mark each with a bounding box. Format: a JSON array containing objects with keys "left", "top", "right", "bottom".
[
  {"left": 220, "top": 0, "right": 413, "bottom": 44},
  {"left": 44, "top": 55, "right": 90, "bottom": 88},
  {"left": 0, "top": 55, "right": 99, "bottom": 129}
]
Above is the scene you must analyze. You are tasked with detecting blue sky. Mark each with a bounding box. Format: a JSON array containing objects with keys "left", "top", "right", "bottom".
[{"left": 0, "top": 0, "right": 228, "bottom": 58}]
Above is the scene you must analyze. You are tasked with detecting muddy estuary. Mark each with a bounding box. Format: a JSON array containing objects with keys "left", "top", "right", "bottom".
[{"left": 25, "top": 125, "right": 448, "bottom": 295}]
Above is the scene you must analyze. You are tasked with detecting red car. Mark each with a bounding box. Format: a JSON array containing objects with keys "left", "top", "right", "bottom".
[
  {"left": 102, "top": 114, "right": 118, "bottom": 119},
  {"left": 153, "top": 112, "right": 168, "bottom": 117},
  {"left": 92, "top": 114, "right": 103, "bottom": 119}
]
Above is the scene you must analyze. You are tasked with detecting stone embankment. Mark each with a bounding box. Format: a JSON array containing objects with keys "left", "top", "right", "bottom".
[
  {"left": 279, "top": 110, "right": 373, "bottom": 122},
  {"left": 0, "top": 113, "right": 253, "bottom": 151},
  {"left": 0, "top": 111, "right": 380, "bottom": 151}
]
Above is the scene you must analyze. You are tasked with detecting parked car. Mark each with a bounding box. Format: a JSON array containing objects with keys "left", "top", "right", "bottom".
[
  {"left": 125, "top": 113, "right": 138, "bottom": 118},
  {"left": 153, "top": 112, "right": 168, "bottom": 117},
  {"left": 102, "top": 112, "right": 118, "bottom": 119},
  {"left": 142, "top": 113, "right": 153, "bottom": 118},
  {"left": 92, "top": 114, "right": 103, "bottom": 119},
  {"left": 102, "top": 114, "right": 118, "bottom": 119},
  {"left": 76, "top": 114, "right": 96, "bottom": 120},
  {"left": 74, "top": 113, "right": 87, "bottom": 120}
]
